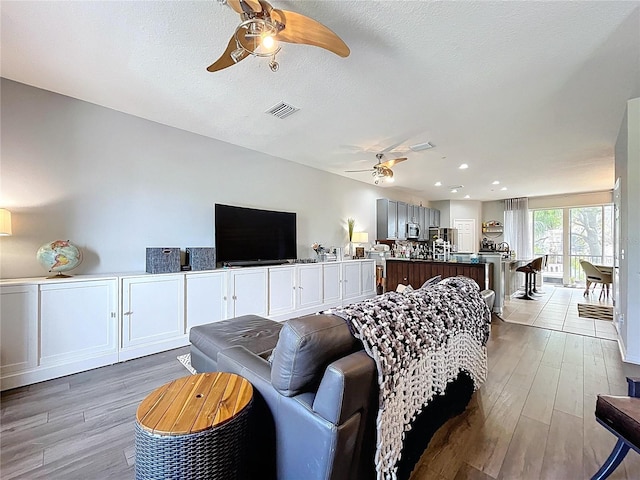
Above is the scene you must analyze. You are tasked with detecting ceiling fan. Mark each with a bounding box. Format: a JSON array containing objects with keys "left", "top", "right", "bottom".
[
  {"left": 345, "top": 153, "right": 409, "bottom": 185},
  {"left": 208, "top": 0, "right": 350, "bottom": 73}
]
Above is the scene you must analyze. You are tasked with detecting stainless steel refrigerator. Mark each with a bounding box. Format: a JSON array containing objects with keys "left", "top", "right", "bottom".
[{"left": 428, "top": 228, "right": 458, "bottom": 249}]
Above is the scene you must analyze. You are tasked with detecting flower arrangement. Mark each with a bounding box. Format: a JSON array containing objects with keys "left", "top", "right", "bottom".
[
  {"left": 311, "top": 242, "right": 326, "bottom": 255},
  {"left": 347, "top": 218, "right": 355, "bottom": 242}
]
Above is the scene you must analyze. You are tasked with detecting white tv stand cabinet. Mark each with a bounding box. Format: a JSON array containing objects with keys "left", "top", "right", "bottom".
[{"left": 0, "top": 259, "right": 375, "bottom": 390}]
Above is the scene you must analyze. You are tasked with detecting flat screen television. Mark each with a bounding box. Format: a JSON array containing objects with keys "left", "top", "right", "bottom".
[{"left": 214, "top": 203, "right": 297, "bottom": 267}]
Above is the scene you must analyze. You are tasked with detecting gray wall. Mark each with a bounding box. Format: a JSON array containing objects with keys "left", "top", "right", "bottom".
[
  {"left": 615, "top": 97, "right": 640, "bottom": 363},
  {"left": 0, "top": 79, "right": 424, "bottom": 279}
]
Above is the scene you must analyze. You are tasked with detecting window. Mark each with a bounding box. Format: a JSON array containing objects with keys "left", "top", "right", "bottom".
[{"left": 570, "top": 205, "right": 613, "bottom": 283}]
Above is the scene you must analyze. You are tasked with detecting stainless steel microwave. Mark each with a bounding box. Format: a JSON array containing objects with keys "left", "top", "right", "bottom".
[{"left": 407, "top": 223, "right": 420, "bottom": 239}]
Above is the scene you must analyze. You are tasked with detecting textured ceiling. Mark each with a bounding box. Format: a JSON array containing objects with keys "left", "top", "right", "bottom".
[{"left": 2, "top": 1, "right": 639, "bottom": 201}]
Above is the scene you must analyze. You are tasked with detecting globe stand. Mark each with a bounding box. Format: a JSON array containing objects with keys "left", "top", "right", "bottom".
[{"left": 46, "top": 271, "right": 73, "bottom": 279}]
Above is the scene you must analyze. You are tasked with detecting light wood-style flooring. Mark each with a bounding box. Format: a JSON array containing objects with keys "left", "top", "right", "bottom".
[
  {"left": 501, "top": 285, "right": 617, "bottom": 340},
  {"left": 411, "top": 319, "right": 640, "bottom": 480},
  {"left": 1, "top": 346, "right": 191, "bottom": 479},
  {"left": 2, "top": 319, "right": 639, "bottom": 479}
]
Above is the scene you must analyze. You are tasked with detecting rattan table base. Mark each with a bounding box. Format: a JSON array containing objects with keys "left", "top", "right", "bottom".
[
  {"left": 135, "top": 405, "right": 250, "bottom": 480},
  {"left": 134, "top": 372, "right": 253, "bottom": 480}
]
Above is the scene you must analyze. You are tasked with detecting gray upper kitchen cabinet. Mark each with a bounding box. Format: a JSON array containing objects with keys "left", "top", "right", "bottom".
[
  {"left": 377, "top": 198, "right": 440, "bottom": 239},
  {"left": 429, "top": 208, "right": 441, "bottom": 227},
  {"left": 396, "top": 202, "right": 408, "bottom": 240},
  {"left": 418, "top": 206, "right": 430, "bottom": 240},
  {"left": 376, "top": 199, "right": 398, "bottom": 239}
]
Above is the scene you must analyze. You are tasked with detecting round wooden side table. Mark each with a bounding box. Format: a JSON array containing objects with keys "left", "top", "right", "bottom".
[{"left": 135, "top": 372, "right": 253, "bottom": 480}]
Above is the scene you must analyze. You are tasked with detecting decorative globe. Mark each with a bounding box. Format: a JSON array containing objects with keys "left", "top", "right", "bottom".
[{"left": 36, "top": 240, "right": 83, "bottom": 277}]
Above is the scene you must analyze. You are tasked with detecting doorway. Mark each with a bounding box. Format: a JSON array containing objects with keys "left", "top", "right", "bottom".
[{"left": 453, "top": 218, "right": 476, "bottom": 253}]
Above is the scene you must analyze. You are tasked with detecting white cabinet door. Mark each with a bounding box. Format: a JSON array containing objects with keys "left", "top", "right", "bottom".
[
  {"left": 40, "top": 280, "right": 118, "bottom": 365},
  {"left": 1, "top": 285, "right": 38, "bottom": 376},
  {"left": 361, "top": 260, "right": 376, "bottom": 296},
  {"left": 342, "top": 262, "right": 362, "bottom": 301},
  {"left": 297, "top": 264, "right": 323, "bottom": 310},
  {"left": 268, "top": 266, "right": 296, "bottom": 317},
  {"left": 121, "top": 275, "right": 184, "bottom": 348},
  {"left": 186, "top": 271, "right": 227, "bottom": 330},
  {"left": 228, "top": 268, "right": 268, "bottom": 317},
  {"left": 323, "top": 263, "right": 342, "bottom": 306}
]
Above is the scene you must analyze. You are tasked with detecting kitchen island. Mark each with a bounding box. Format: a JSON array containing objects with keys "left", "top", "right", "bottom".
[
  {"left": 477, "top": 253, "right": 529, "bottom": 314},
  {"left": 385, "top": 259, "right": 492, "bottom": 293}
]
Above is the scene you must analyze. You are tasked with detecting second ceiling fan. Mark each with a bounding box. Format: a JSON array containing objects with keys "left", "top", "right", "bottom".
[
  {"left": 346, "top": 153, "right": 409, "bottom": 185},
  {"left": 208, "top": 0, "right": 350, "bottom": 72}
]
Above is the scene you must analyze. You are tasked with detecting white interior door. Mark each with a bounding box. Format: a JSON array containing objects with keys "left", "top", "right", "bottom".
[{"left": 453, "top": 219, "right": 477, "bottom": 253}]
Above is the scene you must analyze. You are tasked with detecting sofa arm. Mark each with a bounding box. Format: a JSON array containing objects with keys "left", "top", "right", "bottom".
[
  {"left": 217, "top": 345, "right": 272, "bottom": 384},
  {"left": 313, "top": 350, "right": 376, "bottom": 424}
]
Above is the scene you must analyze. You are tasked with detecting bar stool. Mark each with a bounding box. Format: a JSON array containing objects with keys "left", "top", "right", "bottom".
[
  {"left": 516, "top": 260, "right": 536, "bottom": 300},
  {"left": 530, "top": 256, "right": 545, "bottom": 295}
]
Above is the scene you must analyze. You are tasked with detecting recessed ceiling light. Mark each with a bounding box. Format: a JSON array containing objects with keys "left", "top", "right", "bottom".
[
  {"left": 492, "top": 180, "right": 500, "bottom": 185},
  {"left": 501, "top": 187, "right": 507, "bottom": 191},
  {"left": 435, "top": 181, "right": 442, "bottom": 186},
  {"left": 451, "top": 189, "right": 458, "bottom": 193},
  {"left": 459, "top": 163, "right": 469, "bottom": 169},
  {"left": 464, "top": 195, "right": 470, "bottom": 199}
]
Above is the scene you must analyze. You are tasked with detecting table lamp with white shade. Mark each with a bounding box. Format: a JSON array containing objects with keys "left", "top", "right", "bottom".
[
  {"left": 0, "top": 209, "right": 12, "bottom": 236},
  {"left": 352, "top": 232, "right": 369, "bottom": 258}
]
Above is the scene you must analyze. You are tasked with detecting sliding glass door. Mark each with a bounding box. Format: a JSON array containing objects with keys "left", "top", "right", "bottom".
[
  {"left": 532, "top": 205, "right": 612, "bottom": 286},
  {"left": 533, "top": 209, "right": 563, "bottom": 283}
]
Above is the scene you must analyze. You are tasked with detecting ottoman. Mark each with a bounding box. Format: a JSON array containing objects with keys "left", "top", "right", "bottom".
[{"left": 190, "top": 314, "right": 283, "bottom": 372}]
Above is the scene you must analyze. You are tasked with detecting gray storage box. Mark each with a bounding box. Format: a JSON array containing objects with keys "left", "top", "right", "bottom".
[
  {"left": 186, "top": 247, "right": 216, "bottom": 271},
  {"left": 146, "top": 248, "right": 180, "bottom": 274}
]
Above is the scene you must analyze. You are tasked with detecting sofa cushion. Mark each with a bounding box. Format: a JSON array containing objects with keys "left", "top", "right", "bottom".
[
  {"left": 189, "top": 315, "right": 282, "bottom": 364},
  {"left": 270, "top": 314, "right": 360, "bottom": 397}
]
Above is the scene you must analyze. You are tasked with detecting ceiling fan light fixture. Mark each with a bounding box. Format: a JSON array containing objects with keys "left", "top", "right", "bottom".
[
  {"left": 230, "top": 46, "right": 245, "bottom": 63},
  {"left": 235, "top": 18, "right": 281, "bottom": 58},
  {"left": 208, "top": 0, "right": 350, "bottom": 73},
  {"left": 261, "top": 33, "right": 276, "bottom": 50}
]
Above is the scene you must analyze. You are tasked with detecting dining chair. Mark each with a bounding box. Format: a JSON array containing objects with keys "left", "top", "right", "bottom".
[
  {"left": 580, "top": 260, "right": 613, "bottom": 301},
  {"left": 591, "top": 377, "right": 640, "bottom": 479}
]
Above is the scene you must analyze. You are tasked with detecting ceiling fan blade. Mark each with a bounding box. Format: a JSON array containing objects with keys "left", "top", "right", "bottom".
[
  {"left": 243, "top": 0, "right": 263, "bottom": 12},
  {"left": 257, "top": 0, "right": 273, "bottom": 13},
  {"left": 206, "top": 30, "right": 256, "bottom": 72},
  {"left": 227, "top": 0, "right": 262, "bottom": 14},
  {"left": 207, "top": 36, "right": 242, "bottom": 72},
  {"left": 380, "top": 157, "right": 408, "bottom": 168},
  {"left": 271, "top": 9, "right": 350, "bottom": 58}
]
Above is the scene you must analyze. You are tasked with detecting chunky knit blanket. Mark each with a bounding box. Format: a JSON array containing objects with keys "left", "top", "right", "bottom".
[{"left": 332, "top": 276, "right": 491, "bottom": 480}]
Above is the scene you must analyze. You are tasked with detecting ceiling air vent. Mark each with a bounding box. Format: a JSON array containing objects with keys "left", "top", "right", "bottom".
[
  {"left": 409, "top": 141, "right": 434, "bottom": 152},
  {"left": 265, "top": 102, "right": 300, "bottom": 119}
]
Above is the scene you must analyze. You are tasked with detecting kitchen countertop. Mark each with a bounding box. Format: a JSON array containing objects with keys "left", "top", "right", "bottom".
[{"left": 386, "top": 258, "right": 489, "bottom": 265}]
